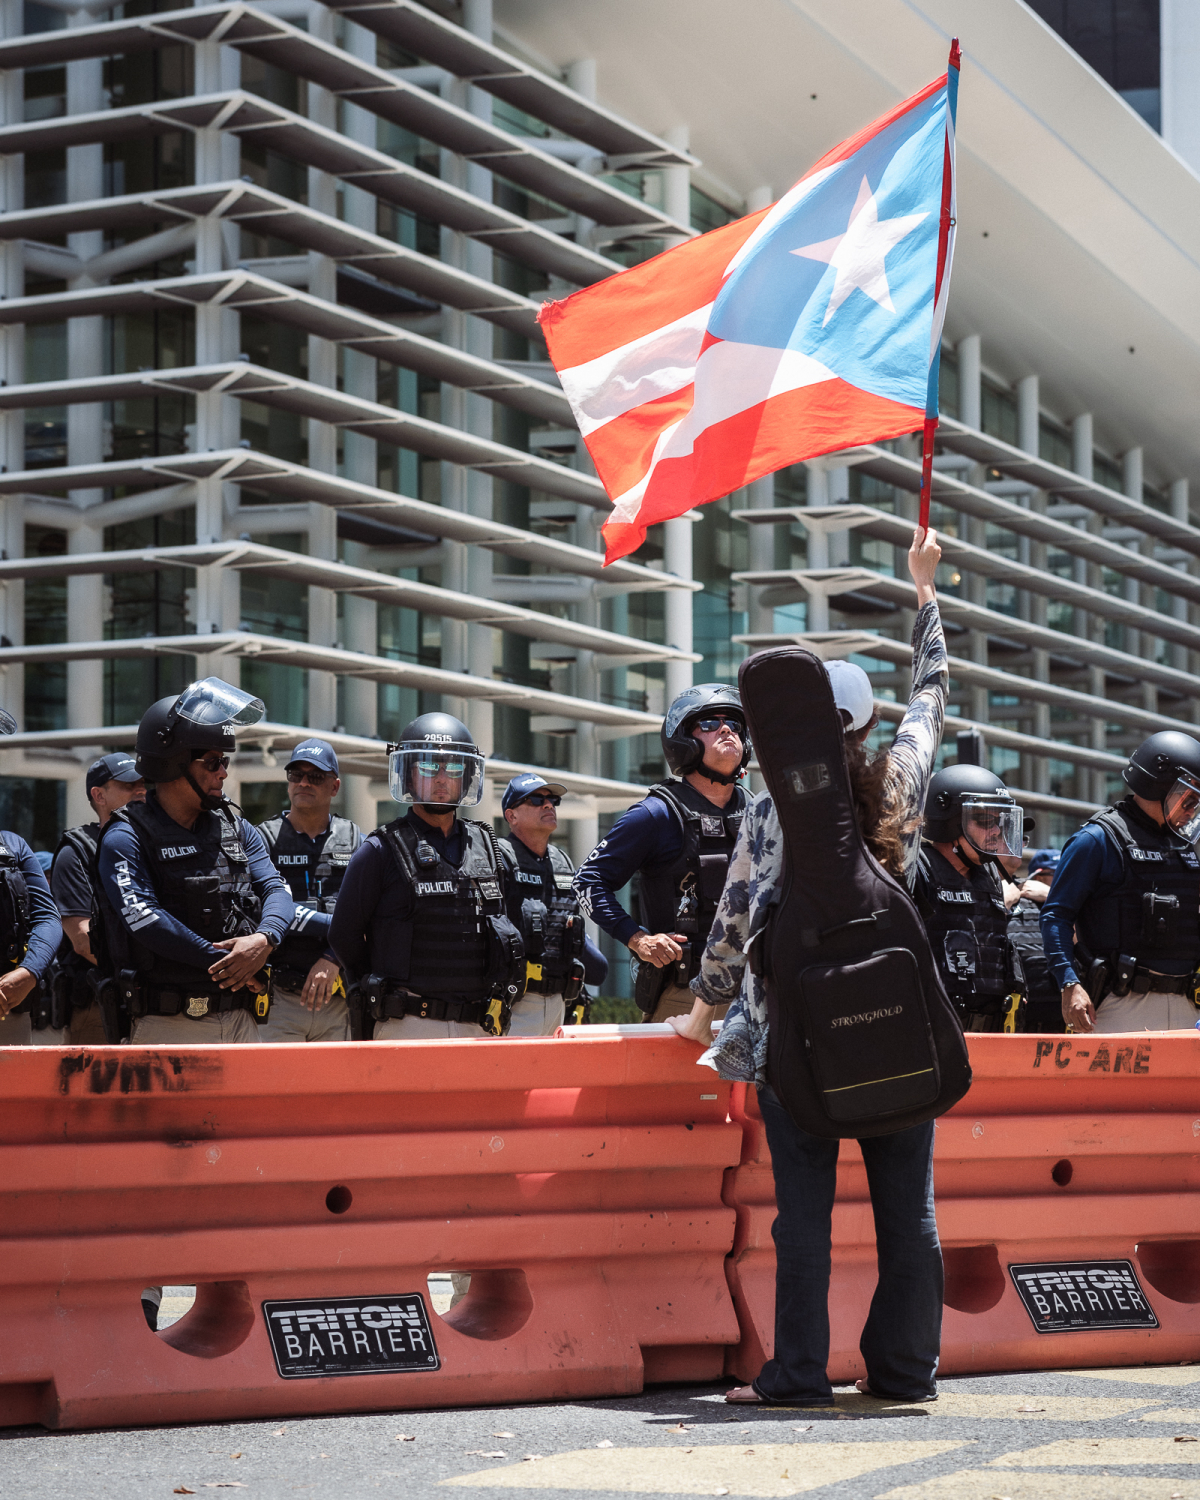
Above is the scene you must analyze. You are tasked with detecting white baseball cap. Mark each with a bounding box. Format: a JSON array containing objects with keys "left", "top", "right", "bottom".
[{"left": 825, "top": 659, "right": 875, "bottom": 732}]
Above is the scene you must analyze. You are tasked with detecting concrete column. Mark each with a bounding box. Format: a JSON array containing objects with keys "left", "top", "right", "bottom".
[
  {"left": 64, "top": 40, "right": 104, "bottom": 775},
  {"left": 1170, "top": 478, "right": 1194, "bottom": 689},
  {"left": 1161, "top": 0, "right": 1200, "bottom": 178},
  {"left": 957, "top": 335, "right": 981, "bottom": 430},
  {"left": 1072, "top": 413, "right": 1106, "bottom": 801},
  {"left": 662, "top": 124, "right": 690, "bottom": 244},
  {"left": 804, "top": 463, "right": 830, "bottom": 632},
  {"left": 1016, "top": 376, "right": 1050, "bottom": 791},
  {"left": 1017, "top": 375, "right": 1039, "bottom": 457},
  {"left": 0, "top": 0, "right": 22, "bottom": 731},
  {"left": 1122, "top": 447, "right": 1144, "bottom": 668},
  {"left": 663, "top": 517, "right": 694, "bottom": 702}
]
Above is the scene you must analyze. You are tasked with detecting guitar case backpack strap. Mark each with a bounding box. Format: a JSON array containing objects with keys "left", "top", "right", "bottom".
[{"left": 739, "top": 645, "right": 971, "bottom": 1139}]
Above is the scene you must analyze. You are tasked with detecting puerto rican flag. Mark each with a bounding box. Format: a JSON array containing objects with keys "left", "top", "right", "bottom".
[{"left": 539, "top": 45, "right": 960, "bottom": 563}]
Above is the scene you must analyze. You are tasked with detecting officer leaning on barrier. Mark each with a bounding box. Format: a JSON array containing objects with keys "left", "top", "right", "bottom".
[
  {"left": 497, "top": 772, "right": 608, "bottom": 1035},
  {"left": 0, "top": 709, "right": 65, "bottom": 1046},
  {"left": 257, "top": 740, "right": 362, "bottom": 1044},
  {"left": 913, "top": 765, "right": 1026, "bottom": 1033},
  {"left": 572, "top": 684, "right": 750, "bottom": 1024},
  {"left": 46, "top": 752, "right": 146, "bottom": 1046},
  {"left": 1042, "top": 731, "right": 1200, "bottom": 1035},
  {"left": 329, "top": 713, "right": 525, "bottom": 1039},
  {"left": 93, "top": 679, "right": 294, "bottom": 1045},
  {"left": 1005, "top": 847, "right": 1063, "bottom": 1035}
]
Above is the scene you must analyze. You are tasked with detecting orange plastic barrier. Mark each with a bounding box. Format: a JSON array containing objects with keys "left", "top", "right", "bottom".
[
  {"left": 0, "top": 1030, "right": 739, "bottom": 1430},
  {"left": 724, "top": 1031, "right": 1200, "bottom": 1385}
]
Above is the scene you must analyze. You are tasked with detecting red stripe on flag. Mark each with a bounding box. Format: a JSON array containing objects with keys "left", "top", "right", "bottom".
[
  {"left": 800, "top": 71, "right": 949, "bottom": 185},
  {"left": 583, "top": 384, "right": 696, "bottom": 501},
  {"left": 601, "top": 380, "right": 923, "bottom": 563},
  {"left": 537, "top": 209, "right": 769, "bottom": 369}
]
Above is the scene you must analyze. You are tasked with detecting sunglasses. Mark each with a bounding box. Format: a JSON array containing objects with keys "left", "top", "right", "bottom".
[
  {"left": 287, "top": 767, "right": 330, "bottom": 785},
  {"left": 691, "top": 715, "right": 744, "bottom": 734},
  {"left": 192, "top": 753, "right": 230, "bottom": 774},
  {"left": 415, "top": 760, "right": 465, "bottom": 776},
  {"left": 521, "top": 793, "right": 561, "bottom": 808}
]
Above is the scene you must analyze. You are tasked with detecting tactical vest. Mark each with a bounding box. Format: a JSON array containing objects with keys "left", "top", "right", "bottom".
[
  {"left": 498, "top": 835, "right": 584, "bottom": 995},
  {"left": 1080, "top": 799, "right": 1200, "bottom": 975},
  {"left": 637, "top": 779, "right": 747, "bottom": 982},
  {"left": 48, "top": 823, "right": 101, "bottom": 1010},
  {"left": 1007, "top": 897, "right": 1058, "bottom": 1005},
  {"left": 259, "top": 812, "right": 361, "bottom": 973},
  {"left": 916, "top": 845, "right": 1016, "bottom": 1013},
  {"left": 378, "top": 817, "right": 524, "bottom": 1004},
  {"left": 96, "top": 794, "right": 263, "bottom": 990}
]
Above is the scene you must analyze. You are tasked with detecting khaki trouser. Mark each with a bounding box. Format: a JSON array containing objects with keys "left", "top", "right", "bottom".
[
  {"left": 130, "top": 1010, "right": 260, "bottom": 1044},
  {"left": 0, "top": 1010, "right": 32, "bottom": 1045},
  {"left": 67, "top": 1000, "right": 109, "bottom": 1046},
  {"left": 1095, "top": 989, "right": 1200, "bottom": 1033},
  {"left": 644, "top": 981, "right": 729, "bottom": 1025},
  {"left": 259, "top": 984, "right": 350, "bottom": 1043},
  {"left": 507, "top": 991, "right": 565, "bottom": 1037},
  {"left": 372, "top": 1014, "right": 485, "bottom": 1040}
]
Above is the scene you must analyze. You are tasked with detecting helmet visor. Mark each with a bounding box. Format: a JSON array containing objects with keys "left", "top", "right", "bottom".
[
  {"left": 171, "top": 677, "right": 265, "bottom": 729},
  {"left": 1164, "top": 771, "right": 1200, "bottom": 841},
  {"left": 389, "top": 747, "right": 485, "bottom": 808},
  {"left": 0, "top": 707, "right": 16, "bottom": 736},
  {"left": 960, "top": 795, "right": 1024, "bottom": 858}
]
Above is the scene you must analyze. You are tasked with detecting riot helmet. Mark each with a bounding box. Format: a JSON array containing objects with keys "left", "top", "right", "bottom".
[
  {"left": 135, "top": 677, "right": 265, "bottom": 808},
  {"left": 1124, "top": 731, "right": 1200, "bottom": 841},
  {"left": 388, "top": 712, "right": 484, "bottom": 810},
  {"left": 661, "top": 683, "right": 750, "bottom": 784},
  {"left": 924, "top": 764, "right": 1024, "bottom": 863},
  {"left": 0, "top": 707, "right": 15, "bottom": 735}
]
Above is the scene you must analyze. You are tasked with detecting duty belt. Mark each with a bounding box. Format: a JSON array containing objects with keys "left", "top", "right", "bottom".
[
  {"left": 271, "top": 964, "right": 314, "bottom": 993},
  {"left": 376, "top": 985, "right": 486, "bottom": 1027},
  {"left": 1130, "top": 969, "right": 1194, "bottom": 997},
  {"left": 143, "top": 983, "right": 256, "bottom": 1018}
]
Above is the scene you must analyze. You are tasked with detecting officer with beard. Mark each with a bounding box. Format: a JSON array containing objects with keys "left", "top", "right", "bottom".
[
  {"left": 93, "top": 678, "right": 294, "bottom": 1044},
  {"left": 46, "top": 752, "right": 145, "bottom": 1045},
  {"left": 572, "top": 685, "right": 750, "bottom": 1024},
  {"left": 330, "top": 713, "right": 524, "bottom": 1039},
  {"left": 257, "top": 740, "right": 362, "bottom": 1043},
  {"left": 498, "top": 772, "right": 608, "bottom": 1034}
]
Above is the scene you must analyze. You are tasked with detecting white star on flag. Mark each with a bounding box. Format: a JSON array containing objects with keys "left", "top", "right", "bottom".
[{"left": 792, "top": 176, "right": 927, "bottom": 327}]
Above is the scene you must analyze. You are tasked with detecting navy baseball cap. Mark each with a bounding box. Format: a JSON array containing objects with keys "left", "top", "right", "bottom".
[
  {"left": 502, "top": 772, "right": 567, "bottom": 813},
  {"left": 1028, "top": 848, "right": 1061, "bottom": 875},
  {"left": 286, "top": 740, "right": 339, "bottom": 775},
  {"left": 86, "top": 752, "right": 142, "bottom": 793}
]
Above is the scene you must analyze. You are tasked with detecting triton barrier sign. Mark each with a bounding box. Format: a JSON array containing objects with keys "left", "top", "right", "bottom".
[
  {"left": 263, "top": 1295, "right": 440, "bottom": 1378},
  {"left": 1009, "top": 1260, "right": 1159, "bottom": 1335}
]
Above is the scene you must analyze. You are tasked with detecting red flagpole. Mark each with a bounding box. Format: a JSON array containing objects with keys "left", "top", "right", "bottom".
[{"left": 919, "top": 37, "right": 960, "bottom": 535}]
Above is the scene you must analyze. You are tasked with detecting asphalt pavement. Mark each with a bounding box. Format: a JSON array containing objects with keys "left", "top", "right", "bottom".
[{"left": 6, "top": 1364, "right": 1200, "bottom": 1499}]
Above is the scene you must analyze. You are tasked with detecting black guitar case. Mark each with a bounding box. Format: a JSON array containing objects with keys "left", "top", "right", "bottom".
[{"left": 740, "top": 645, "right": 971, "bottom": 1139}]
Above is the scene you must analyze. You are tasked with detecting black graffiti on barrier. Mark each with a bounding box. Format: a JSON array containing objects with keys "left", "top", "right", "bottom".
[
  {"left": 1031, "top": 1039, "right": 1151, "bottom": 1074},
  {"left": 57, "top": 1052, "right": 223, "bottom": 1095}
]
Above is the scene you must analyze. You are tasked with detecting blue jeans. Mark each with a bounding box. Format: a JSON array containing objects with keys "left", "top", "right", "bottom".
[{"left": 754, "top": 1086, "right": 943, "bottom": 1403}]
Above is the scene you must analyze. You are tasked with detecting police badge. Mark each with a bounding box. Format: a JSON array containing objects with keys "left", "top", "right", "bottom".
[{"left": 186, "top": 995, "right": 209, "bottom": 1018}]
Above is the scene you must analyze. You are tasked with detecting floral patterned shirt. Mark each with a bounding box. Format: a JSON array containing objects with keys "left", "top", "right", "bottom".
[{"left": 691, "top": 601, "right": 949, "bottom": 1083}]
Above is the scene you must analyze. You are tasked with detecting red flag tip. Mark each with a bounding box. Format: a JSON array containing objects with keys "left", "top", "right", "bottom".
[{"left": 949, "top": 38, "right": 961, "bottom": 70}]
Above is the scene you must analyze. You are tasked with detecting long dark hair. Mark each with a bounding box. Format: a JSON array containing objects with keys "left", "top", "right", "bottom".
[{"left": 844, "top": 736, "right": 916, "bottom": 878}]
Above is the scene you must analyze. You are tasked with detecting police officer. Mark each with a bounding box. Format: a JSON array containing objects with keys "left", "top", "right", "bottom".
[
  {"left": 47, "top": 752, "right": 146, "bottom": 1045},
  {"left": 572, "top": 684, "right": 750, "bottom": 1024},
  {"left": 93, "top": 678, "right": 294, "bottom": 1044},
  {"left": 914, "top": 765, "right": 1025, "bottom": 1032},
  {"left": 257, "top": 740, "right": 362, "bottom": 1043},
  {"left": 0, "top": 709, "right": 66, "bottom": 1046},
  {"left": 498, "top": 772, "right": 608, "bottom": 1035},
  {"left": 1006, "top": 848, "right": 1062, "bottom": 1035},
  {"left": 1042, "top": 731, "right": 1200, "bottom": 1034},
  {"left": 329, "top": 713, "right": 524, "bottom": 1039}
]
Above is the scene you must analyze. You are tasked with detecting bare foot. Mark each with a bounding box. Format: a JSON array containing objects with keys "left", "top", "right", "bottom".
[{"left": 724, "top": 1384, "right": 761, "bottom": 1404}]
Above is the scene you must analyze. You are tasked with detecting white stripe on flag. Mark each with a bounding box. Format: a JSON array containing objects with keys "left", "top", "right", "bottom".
[
  {"left": 607, "top": 339, "right": 834, "bottom": 525},
  {"left": 558, "top": 302, "right": 712, "bottom": 436}
]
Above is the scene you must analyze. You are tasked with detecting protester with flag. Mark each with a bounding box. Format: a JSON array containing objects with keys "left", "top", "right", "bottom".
[{"left": 551, "top": 45, "right": 962, "bottom": 1407}]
